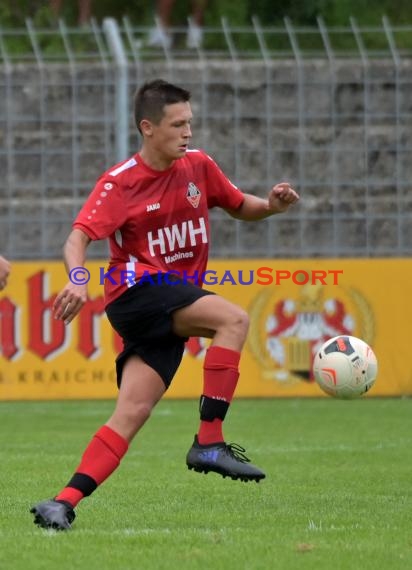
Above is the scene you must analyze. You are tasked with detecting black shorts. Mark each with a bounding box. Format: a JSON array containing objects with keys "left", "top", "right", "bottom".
[{"left": 105, "top": 274, "right": 214, "bottom": 389}]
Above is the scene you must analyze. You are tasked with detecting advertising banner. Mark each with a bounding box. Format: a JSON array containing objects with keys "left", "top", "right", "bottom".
[{"left": 0, "top": 259, "right": 410, "bottom": 399}]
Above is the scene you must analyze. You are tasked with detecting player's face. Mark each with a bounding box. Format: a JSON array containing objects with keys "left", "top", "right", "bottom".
[{"left": 150, "top": 101, "right": 193, "bottom": 162}]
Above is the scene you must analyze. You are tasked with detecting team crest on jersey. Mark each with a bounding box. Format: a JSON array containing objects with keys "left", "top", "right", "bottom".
[{"left": 186, "top": 182, "right": 201, "bottom": 208}]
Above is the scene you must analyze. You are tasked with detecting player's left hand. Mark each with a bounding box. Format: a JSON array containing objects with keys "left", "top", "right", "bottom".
[{"left": 268, "top": 183, "right": 299, "bottom": 213}]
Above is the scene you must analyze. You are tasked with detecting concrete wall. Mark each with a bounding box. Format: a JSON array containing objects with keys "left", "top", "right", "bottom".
[{"left": 0, "top": 59, "right": 411, "bottom": 258}]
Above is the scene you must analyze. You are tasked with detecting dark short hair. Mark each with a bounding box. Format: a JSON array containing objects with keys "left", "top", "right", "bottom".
[{"left": 133, "top": 79, "right": 191, "bottom": 133}]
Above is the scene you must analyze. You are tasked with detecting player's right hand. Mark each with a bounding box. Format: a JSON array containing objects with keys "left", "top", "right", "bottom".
[{"left": 53, "top": 282, "right": 88, "bottom": 324}]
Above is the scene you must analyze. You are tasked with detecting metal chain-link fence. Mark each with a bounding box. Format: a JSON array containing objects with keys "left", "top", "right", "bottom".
[{"left": 0, "top": 17, "right": 411, "bottom": 259}]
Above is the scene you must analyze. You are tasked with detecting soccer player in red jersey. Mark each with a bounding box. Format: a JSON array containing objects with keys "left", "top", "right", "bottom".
[{"left": 31, "top": 79, "right": 299, "bottom": 530}]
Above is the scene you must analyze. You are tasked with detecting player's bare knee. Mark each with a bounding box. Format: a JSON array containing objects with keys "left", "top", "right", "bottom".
[
  {"left": 122, "top": 402, "right": 153, "bottom": 430},
  {"left": 238, "top": 308, "right": 250, "bottom": 339},
  {"left": 134, "top": 402, "right": 153, "bottom": 424},
  {"left": 225, "top": 307, "right": 249, "bottom": 340}
]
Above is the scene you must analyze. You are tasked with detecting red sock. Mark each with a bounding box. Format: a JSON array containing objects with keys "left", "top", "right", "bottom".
[
  {"left": 197, "top": 346, "right": 240, "bottom": 445},
  {"left": 55, "top": 425, "right": 128, "bottom": 508}
]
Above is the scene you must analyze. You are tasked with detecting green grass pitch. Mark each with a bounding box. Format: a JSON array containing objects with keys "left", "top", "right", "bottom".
[{"left": 1, "top": 398, "right": 412, "bottom": 570}]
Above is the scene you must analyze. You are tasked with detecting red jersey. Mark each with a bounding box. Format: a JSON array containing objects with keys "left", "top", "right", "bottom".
[{"left": 74, "top": 149, "right": 245, "bottom": 305}]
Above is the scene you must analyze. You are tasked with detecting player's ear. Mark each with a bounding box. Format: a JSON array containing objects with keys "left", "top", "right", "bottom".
[{"left": 140, "top": 119, "right": 153, "bottom": 137}]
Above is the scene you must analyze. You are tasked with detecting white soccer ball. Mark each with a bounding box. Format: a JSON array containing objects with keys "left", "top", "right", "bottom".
[{"left": 313, "top": 335, "right": 378, "bottom": 399}]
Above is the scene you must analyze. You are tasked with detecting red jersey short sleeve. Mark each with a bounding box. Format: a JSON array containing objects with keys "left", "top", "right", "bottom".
[
  {"left": 73, "top": 151, "right": 245, "bottom": 306},
  {"left": 74, "top": 178, "right": 127, "bottom": 240},
  {"left": 203, "top": 153, "right": 245, "bottom": 210}
]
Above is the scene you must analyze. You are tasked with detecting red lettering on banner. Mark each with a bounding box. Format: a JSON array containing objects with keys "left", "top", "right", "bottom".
[
  {"left": 77, "top": 297, "right": 105, "bottom": 359},
  {"left": 113, "top": 331, "right": 123, "bottom": 354},
  {"left": 0, "top": 297, "right": 19, "bottom": 360},
  {"left": 0, "top": 270, "right": 125, "bottom": 362},
  {"left": 27, "top": 272, "right": 68, "bottom": 360},
  {"left": 185, "top": 337, "right": 207, "bottom": 358}
]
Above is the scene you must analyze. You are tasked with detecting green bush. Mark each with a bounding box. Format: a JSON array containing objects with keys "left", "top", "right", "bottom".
[
  {"left": 1, "top": 0, "right": 412, "bottom": 28},
  {"left": 1, "top": 0, "right": 412, "bottom": 56}
]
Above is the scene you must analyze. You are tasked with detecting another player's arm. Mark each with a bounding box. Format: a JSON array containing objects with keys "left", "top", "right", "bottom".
[
  {"left": 53, "top": 229, "right": 92, "bottom": 324},
  {"left": 0, "top": 255, "right": 11, "bottom": 290},
  {"left": 226, "top": 182, "right": 299, "bottom": 221}
]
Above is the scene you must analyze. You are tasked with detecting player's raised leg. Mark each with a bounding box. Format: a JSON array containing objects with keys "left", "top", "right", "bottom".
[{"left": 172, "top": 294, "right": 265, "bottom": 482}]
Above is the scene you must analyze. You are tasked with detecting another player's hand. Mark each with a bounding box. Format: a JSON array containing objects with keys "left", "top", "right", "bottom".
[
  {"left": 0, "top": 255, "right": 11, "bottom": 291},
  {"left": 268, "top": 183, "right": 299, "bottom": 213},
  {"left": 53, "top": 281, "right": 88, "bottom": 324}
]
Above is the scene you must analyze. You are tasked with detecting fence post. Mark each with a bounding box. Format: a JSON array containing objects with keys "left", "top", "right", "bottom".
[
  {"left": 0, "top": 25, "right": 14, "bottom": 257},
  {"left": 317, "top": 16, "right": 339, "bottom": 255},
  {"left": 350, "top": 17, "right": 371, "bottom": 255},
  {"left": 284, "top": 17, "right": 305, "bottom": 254},
  {"left": 382, "top": 15, "right": 403, "bottom": 253},
  {"left": 103, "top": 17, "right": 129, "bottom": 162}
]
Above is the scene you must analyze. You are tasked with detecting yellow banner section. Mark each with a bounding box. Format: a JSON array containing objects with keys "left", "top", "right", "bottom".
[{"left": 0, "top": 260, "right": 410, "bottom": 400}]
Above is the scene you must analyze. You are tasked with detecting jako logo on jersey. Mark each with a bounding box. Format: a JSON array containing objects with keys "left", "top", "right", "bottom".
[
  {"left": 147, "top": 217, "right": 208, "bottom": 256},
  {"left": 186, "top": 182, "right": 201, "bottom": 208},
  {"left": 146, "top": 202, "right": 160, "bottom": 212}
]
